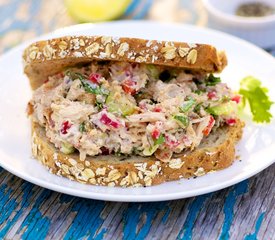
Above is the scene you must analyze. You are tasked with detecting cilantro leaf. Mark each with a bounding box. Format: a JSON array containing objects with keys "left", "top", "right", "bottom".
[
  {"left": 239, "top": 76, "right": 273, "bottom": 123},
  {"left": 81, "top": 79, "right": 104, "bottom": 95},
  {"left": 79, "top": 122, "right": 86, "bottom": 132},
  {"left": 95, "top": 100, "right": 104, "bottom": 110},
  {"left": 206, "top": 74, "right": 221, "bottom": 86},
  {"left": 193, "top": 89, "right": 205, "bottom": 95},
  {"left": 194, "top": 103, "right": 202, "bottom": 113},
  {"left": 154, "top": 134, "right": 165, "bottom": 145},
  {"left": 65, "top": 71, "right": 109, "bottom": 96}
]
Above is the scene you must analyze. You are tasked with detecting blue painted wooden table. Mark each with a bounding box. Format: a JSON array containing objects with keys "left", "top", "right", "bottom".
[{"left": 0, "top": 1, "right": 274, "bottom": 239}]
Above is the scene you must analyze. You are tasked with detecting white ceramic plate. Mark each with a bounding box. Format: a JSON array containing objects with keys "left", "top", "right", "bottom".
[{"left": 0, "top": 21, "right": 274, "bottom": 202}]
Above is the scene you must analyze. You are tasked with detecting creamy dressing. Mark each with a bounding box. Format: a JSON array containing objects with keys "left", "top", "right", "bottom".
[{"left": 28, "top": 61, "right": 239, "bottom": 162}]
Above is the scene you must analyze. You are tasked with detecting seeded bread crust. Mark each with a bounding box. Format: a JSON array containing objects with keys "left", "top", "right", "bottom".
[
  {"left": 23, "top": 36, "right": 227, "bottom": 90},
  {"left": 31, "top": 120, "right": 244, "bottom": 187}
]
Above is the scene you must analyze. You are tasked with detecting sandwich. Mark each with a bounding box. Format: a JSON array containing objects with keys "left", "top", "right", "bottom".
[{"left": 24, "top": 36, "right": 244, "bottom": 187}]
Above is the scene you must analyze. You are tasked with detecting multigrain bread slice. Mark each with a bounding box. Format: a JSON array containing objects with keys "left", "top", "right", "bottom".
[
  {"left": 23, "top": 36, "right": 227, "bottom": 90},
  {"left": 31, "top": 120, "right": 244, "bottom": 187}
]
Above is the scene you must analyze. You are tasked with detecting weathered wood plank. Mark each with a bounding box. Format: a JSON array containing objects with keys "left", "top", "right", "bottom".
[
  {"left": 0, "top": 164, "right": 274, "bottom": 239},
  {"left": 230, "top": 169, "right": 275, "bottom": 240}
]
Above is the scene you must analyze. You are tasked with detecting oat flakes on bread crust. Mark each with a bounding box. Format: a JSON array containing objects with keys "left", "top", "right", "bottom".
[
  {"left": 31, "top": 120, "right": 244, "bottom": 187},
  {"left": 23, "top": 36, "right": 227, "bottom": 90}
]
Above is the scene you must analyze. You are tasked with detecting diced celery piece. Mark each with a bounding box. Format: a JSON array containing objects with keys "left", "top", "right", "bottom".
[
  {"left": 207, "top": 101, "right": 235, "bottom": 116},
  {"left": 179, "top": 98, "right": 196, "bottom": 113},
  {"left": 146, "top": 65, "right": 160, "bottom": 79},
  {"left": 173, "top": 114, "right": 189, "bottom": 128},
  {"left": 60, "top": 142, "right": 75, "bottom": 154},
  {"left": 106, "top": 92, "right": 136, "bottom": 116},
  {"left": 143, "top": 144, "right": 159, "bottom": 156}
]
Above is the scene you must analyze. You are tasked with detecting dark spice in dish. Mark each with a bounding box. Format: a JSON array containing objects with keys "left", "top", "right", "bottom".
[{"left": 236, "top": 2, "right": 274, "bottom": 17}]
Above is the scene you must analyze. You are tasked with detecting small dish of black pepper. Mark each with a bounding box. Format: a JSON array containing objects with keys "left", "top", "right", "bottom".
[
  {"left": 202, "top": 0, "right": 275, "bottom": 48},
  {"left": 236, "top": 2, "right": 275, "bottom": 17}
]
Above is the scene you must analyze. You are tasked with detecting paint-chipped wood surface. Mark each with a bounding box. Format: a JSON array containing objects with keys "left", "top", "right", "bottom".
[
  {"left": 1, "top": 165, "right": 274, "bottom": 239},
  {"left": 0, "top": 0, "right": 274, "bottom": 239}
]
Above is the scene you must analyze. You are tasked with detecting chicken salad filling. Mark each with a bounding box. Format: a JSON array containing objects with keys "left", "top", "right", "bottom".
[{"left": 28, "top": 61, "right": 240, "bottom": 162}]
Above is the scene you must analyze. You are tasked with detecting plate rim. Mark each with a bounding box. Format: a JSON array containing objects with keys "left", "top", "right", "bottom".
[
  {"left": 1, "top": 153, "right": 274, "bottom": 202},
  {"left": 0, "top": 20, "right": 275, "bottom": 202}
]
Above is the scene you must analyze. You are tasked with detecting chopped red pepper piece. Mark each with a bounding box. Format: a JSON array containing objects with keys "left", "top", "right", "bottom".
[
  {"left": 61, "top": 121, "right": 72, "bottom": 134},
  {"left": 122, "top": 79, "right": 136, "bottom": 95},
  {"left": 153, "top": 107, "right": 162, "bottom": 112},
  {"left": 226, "top": 118, "right": 237, "bottom": 126},
  {"left": 165, "top": 135, "right": 180, "bottom": 149},
  {"left": 231, "top": 95, "right": 241, "bottom": 104},
  {"left": 88, "top": 73, "right": 101, "bottom": 84},
  {"left": 100, "top": 113, "right": 120, "bottom": 128},
  {"left": 203, "top": 115, "right": 215, "bottom": 136},
  {"left": 207, "top": 91, "right": 217, "bottom": 99},
  {"left": 151, "top": 128, "right": 161, "bottom": 139}
]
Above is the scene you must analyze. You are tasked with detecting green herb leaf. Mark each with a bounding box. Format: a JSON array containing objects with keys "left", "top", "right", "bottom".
[
  {"left": 132, "top": 147, "right": 141, "bottom": 155},
  {"left": 79, "top": 122, "right": 86, "bottom": 132},
  {"left": 179, "top": 98, "right": 196, "bottom": 113},
  {"left": 154, "top": 134, "right": 165, "bottom": 145},
  {"left": 193, "top": 89, "right": 205, "bottom": 95},
  {"left": 239, "top": 76, "right": 273, "bottom": 123},
  {"left": 114, "top": 151, "right": 123, "bottom": 157},
  {"left": 174, "top": 115, "right": 189, "bottom": 127},
  {"left": 65, "top": 71, "right": 109, "bottom": 96},
  {"left": 206, "top": 74, "right": 221, "bottom": 86},
  {"left": 194, "top": 103, "right": 202, "bottom": 113},
  {"left": 81, "top": 80, "right": 104, "bottom": 95},
  {"left": 95, "top": 101, "right": 104, "bottom": 110},
  {"left": 144, "top": 133, "right": 165, "bottom": 156},
  {"left": 194, "top": 79, "right": 203, "bottom": 85}
]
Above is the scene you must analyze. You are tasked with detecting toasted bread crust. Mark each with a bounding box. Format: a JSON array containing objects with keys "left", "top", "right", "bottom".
[
  {"left": 23, "top": 36, "right": 227, "bottom": 90},
  {"left": 31, "top": 120, "right": 244, "bottom": 187}
]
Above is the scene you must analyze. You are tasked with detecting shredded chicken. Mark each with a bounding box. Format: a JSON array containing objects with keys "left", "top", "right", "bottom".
[
  {"left": 29, "top": 61, "right": 238, "bottom": 162},
  {"left": 127, "top": 112, "right": 166, "bottom": 123}
]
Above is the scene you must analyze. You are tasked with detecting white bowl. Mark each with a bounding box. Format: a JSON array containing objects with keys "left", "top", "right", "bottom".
[{"left": 202, "top": 0, "right": 275, "bottom": 49}]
